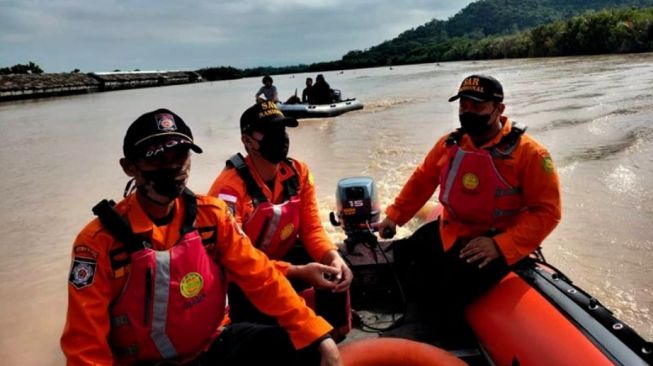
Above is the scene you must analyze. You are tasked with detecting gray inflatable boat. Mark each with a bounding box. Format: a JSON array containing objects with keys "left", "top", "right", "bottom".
[{"left": 277, "top": 98, "right": 364, "bottom": 119}]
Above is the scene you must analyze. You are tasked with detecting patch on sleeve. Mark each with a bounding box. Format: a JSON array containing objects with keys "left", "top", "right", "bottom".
[
  {"left": 68, "top": 257, "right": 97, "bottom": 289},
  {"left": 307, "top": 171, "right": 314, "bottom": 186},
  {"left": 74, "top": 245, "right": 99, "bottom": 260},
  {"left": 218, "top": 191, "right": 238, "bottom": 215},
  {"left": 541, "top": 156, "right": 555, "bottom": 174}
]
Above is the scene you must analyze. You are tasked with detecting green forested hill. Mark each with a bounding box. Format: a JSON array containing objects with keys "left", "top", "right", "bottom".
[
  {"left": 444, "top": 0, "right": 653, "bottom": 37},
  {"left": 197, "top": 0, "right": 653, "bottom": 80},
  {"left": 340, "top": 0, "right": 653, "bottom": 68}
]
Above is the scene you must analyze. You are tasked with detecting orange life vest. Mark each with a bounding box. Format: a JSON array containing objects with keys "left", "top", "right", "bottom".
[
  {"left": 93, "top": 191, "right": 226, "bottom": 364},
  {"left": 228, "top": 154, "right": 301, "bottom": 259},
  {"left": 438, "top": 124, "right": 527, "bottom": 233}
]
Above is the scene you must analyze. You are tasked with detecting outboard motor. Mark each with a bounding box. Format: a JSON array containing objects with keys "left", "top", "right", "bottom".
[
  {"left": 331, "top": 89, "right": 343, "bottom": 102},
  {"left": 331, "top": 177, "right": 405, "bottom": 318},
  {"left": 329, "top": 177, "right": 380, "bottom": 249}
]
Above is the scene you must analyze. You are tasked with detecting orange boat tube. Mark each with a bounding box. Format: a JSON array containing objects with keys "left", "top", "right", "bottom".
[
  {"left": 467, "top": 272, "right": 623, "bottom": 365},
  {"left": 339, "top": 337, "right": 468, "bottom": 366}
]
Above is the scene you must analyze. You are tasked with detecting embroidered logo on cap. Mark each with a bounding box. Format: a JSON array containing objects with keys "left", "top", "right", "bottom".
[
  {"left": 155, "top": 113, "right": 177, "bottom": 132},
  {"left": 258, "top": 101, "right": 284, "bottom": 119},
  {"left": 460, "top": 77, "right": 484, "bottom": 94}
]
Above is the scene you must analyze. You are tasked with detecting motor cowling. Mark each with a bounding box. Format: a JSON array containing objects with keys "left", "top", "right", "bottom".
[
  {"left": 331, "top": 89, "right": 342, "bottom": 102},
  {"left": 329, "top": 177, "right": 380, "bottom": 238}
]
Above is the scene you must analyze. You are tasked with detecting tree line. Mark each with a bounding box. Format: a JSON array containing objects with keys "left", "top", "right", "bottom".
[
  {"left": 0, "top": 62, "right": 43, "bottom": 75},
  {"left": 411, "top": 7, "right": 653, "bottom": 61},
  {"left": 196, "top": 6, "right": 653, "bottom": 80},
  {"left": 4, "top": 4, "right": 653, "bottom": 80}
]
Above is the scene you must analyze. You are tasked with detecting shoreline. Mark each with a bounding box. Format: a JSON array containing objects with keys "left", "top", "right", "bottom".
[{"left": 0, "top": 70, "right": 202, "bottom": 102}]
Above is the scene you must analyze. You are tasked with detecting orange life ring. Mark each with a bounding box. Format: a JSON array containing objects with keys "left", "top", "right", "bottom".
[{"left": 339, "top": 337, "right": 467, "bottom": 366}]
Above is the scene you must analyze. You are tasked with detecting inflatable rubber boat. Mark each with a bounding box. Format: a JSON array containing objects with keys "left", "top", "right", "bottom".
[
  {"left": 331, "top": 177, "right": 653, "bottom": 366},
  {"left": 277, "top": 98, "right": 363, "bottom": 119}
]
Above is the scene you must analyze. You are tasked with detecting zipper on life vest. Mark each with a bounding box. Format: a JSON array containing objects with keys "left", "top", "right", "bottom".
[{"left": 144, "top": 268, "right": 152, "bottom": 326}]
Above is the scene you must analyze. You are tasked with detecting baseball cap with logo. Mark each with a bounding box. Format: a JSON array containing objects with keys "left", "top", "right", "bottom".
[
  {"left": 123, "top": 108, "right": 203, "bottom": 159},
  {"left": 240, "top": 101, "right": 299, "bottom": 134},
  {"left": 448, "top": 74, "right": 504, "bottom": 103}
]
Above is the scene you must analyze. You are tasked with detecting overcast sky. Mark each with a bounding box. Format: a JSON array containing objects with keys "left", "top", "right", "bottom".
[{"left": 1, "top": 0, "right": 475, "bottom": 73}]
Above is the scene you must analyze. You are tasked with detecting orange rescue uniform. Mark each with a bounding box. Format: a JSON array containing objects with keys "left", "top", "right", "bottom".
[
  {"left": 385, "top": 117, "right": 561, "bottom": 265},
  {"left": 208, "top": 156, "right": 336, "bottom": 270},
  {"left": 61, "top": 193, "right": 332, "bottom": 366}
]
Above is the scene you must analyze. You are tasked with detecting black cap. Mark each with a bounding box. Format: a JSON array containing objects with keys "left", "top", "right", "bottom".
[
  {"left": 240, "top": 101, "right": 298, "bottom": 134},
  {"left": 448, "top": 74, "right": 504, "bottom": 103},
  {"left": 123, "top": 108, "right": 203, "bottom": 159}
]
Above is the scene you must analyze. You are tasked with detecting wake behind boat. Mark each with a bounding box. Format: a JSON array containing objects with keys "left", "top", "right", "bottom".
[
  {"left": 277, "top": 98, "right": 364, "bottom": 119},
  {"left": 331, "top": 177, "right": 653, "bottom": 366}
]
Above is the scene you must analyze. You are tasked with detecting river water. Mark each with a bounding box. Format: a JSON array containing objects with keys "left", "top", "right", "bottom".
[{"left": 1, "top": 53, "right": 652, "bottom": 365}]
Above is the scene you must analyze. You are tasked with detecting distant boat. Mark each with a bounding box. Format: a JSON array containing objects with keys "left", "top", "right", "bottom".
[{"left": 277, "top": 98, "right": 364, "bottom": 119}]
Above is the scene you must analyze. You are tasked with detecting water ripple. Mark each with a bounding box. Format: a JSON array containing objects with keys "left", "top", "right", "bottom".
[
  {"left": 362, "top": 97, "right": 418, "bottom": 112},
  {"left": 532, "top": 108, "right": 640, "bottom": 133},
  {"left": 564, "top": 131, "right": 638, "bottom": 163},
  {"left": 534, "top": 118, "right": 592, "bottom": 132}
]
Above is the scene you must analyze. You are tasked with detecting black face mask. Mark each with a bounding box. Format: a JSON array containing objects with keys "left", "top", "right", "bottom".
[
  {"left": 459, "top": 111, "right": 494, "bottom": 137},
  {"left": 140, "top": 168, "right": 185, "bottom": 201},
  {"left": 257, "top": 128, "right": 289, "bottom": 164}
]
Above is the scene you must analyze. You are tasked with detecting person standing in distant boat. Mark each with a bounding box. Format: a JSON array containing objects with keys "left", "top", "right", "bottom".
[
  {"left": 256, "top": 75, "right": 279, "bottom": 103},
  {"left": 302, "top": 77, "right": 313, "bottom": 103},
  {"left": 309, "top": 74, "right": 333, "bottom": 104},
  {"left": 376, "top": 74, "right": 561, "bottom": 344}
]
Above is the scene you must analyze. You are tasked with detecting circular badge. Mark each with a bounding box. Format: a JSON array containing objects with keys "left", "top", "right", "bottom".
[
  {"left": 160, "top": 119, "right": 174, "bottom": 129},
  {"left": 180, "top": 272, "right": 203, "bottom": 298},
  {"left": 462, "top": 172, "right": 480, "bottom": 190},
  {"left": 72, "top": 263, "right": 94, "bottom": 285},
  {"left": 542, "top": 157, "right": 555, "bottom": 174},
  {"left": 279, "top": 223, "right": 295, "bottom": 241}
]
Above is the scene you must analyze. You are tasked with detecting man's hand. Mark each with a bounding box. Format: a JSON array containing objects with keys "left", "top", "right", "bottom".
[
  {"left": 318, "top": 337, "right": 342, "bottom": 366},
  {"left": 287, "top": 263, "right": 341, "bottom": 289},
  {"left": 459, "top": 236, "right": 501, "bottom": 269},
  {"left": 327, "top": 255, "right": 353, "bottom": 293},
  {"left": 374, "top": 217, "right": 397, "bottom": 239}
]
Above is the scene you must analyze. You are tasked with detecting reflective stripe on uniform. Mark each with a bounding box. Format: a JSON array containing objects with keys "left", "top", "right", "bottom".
[
  {"left": 259, "top": 205, "right": 283, "bottom": 252},
  {"left": 151, "top": 251, "right": 177, "bottom": 359},
  {"left": 442, "top": 149, "right": 466, "bottom": 205}
]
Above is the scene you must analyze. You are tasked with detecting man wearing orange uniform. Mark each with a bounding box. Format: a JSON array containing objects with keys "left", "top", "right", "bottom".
[
  {"left": 61, "top": 108, "right": 341, "bottom": 366},
  {"left": 377, "top": 75, "right": 561, "bottom": 339},
  {"left": 208, "top": 101, "right": 352, "bottom": 338}
]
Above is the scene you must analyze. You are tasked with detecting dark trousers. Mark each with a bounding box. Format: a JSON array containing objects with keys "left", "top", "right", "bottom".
[
  {"left": 392, "top": 220, "right": 510, "bottom": 335},
  {"left": 228, "top": 244, "right": 349, "bottom": 329},
  {"left": 196, "top": 322, "right": 320, "bottom": 366}
]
